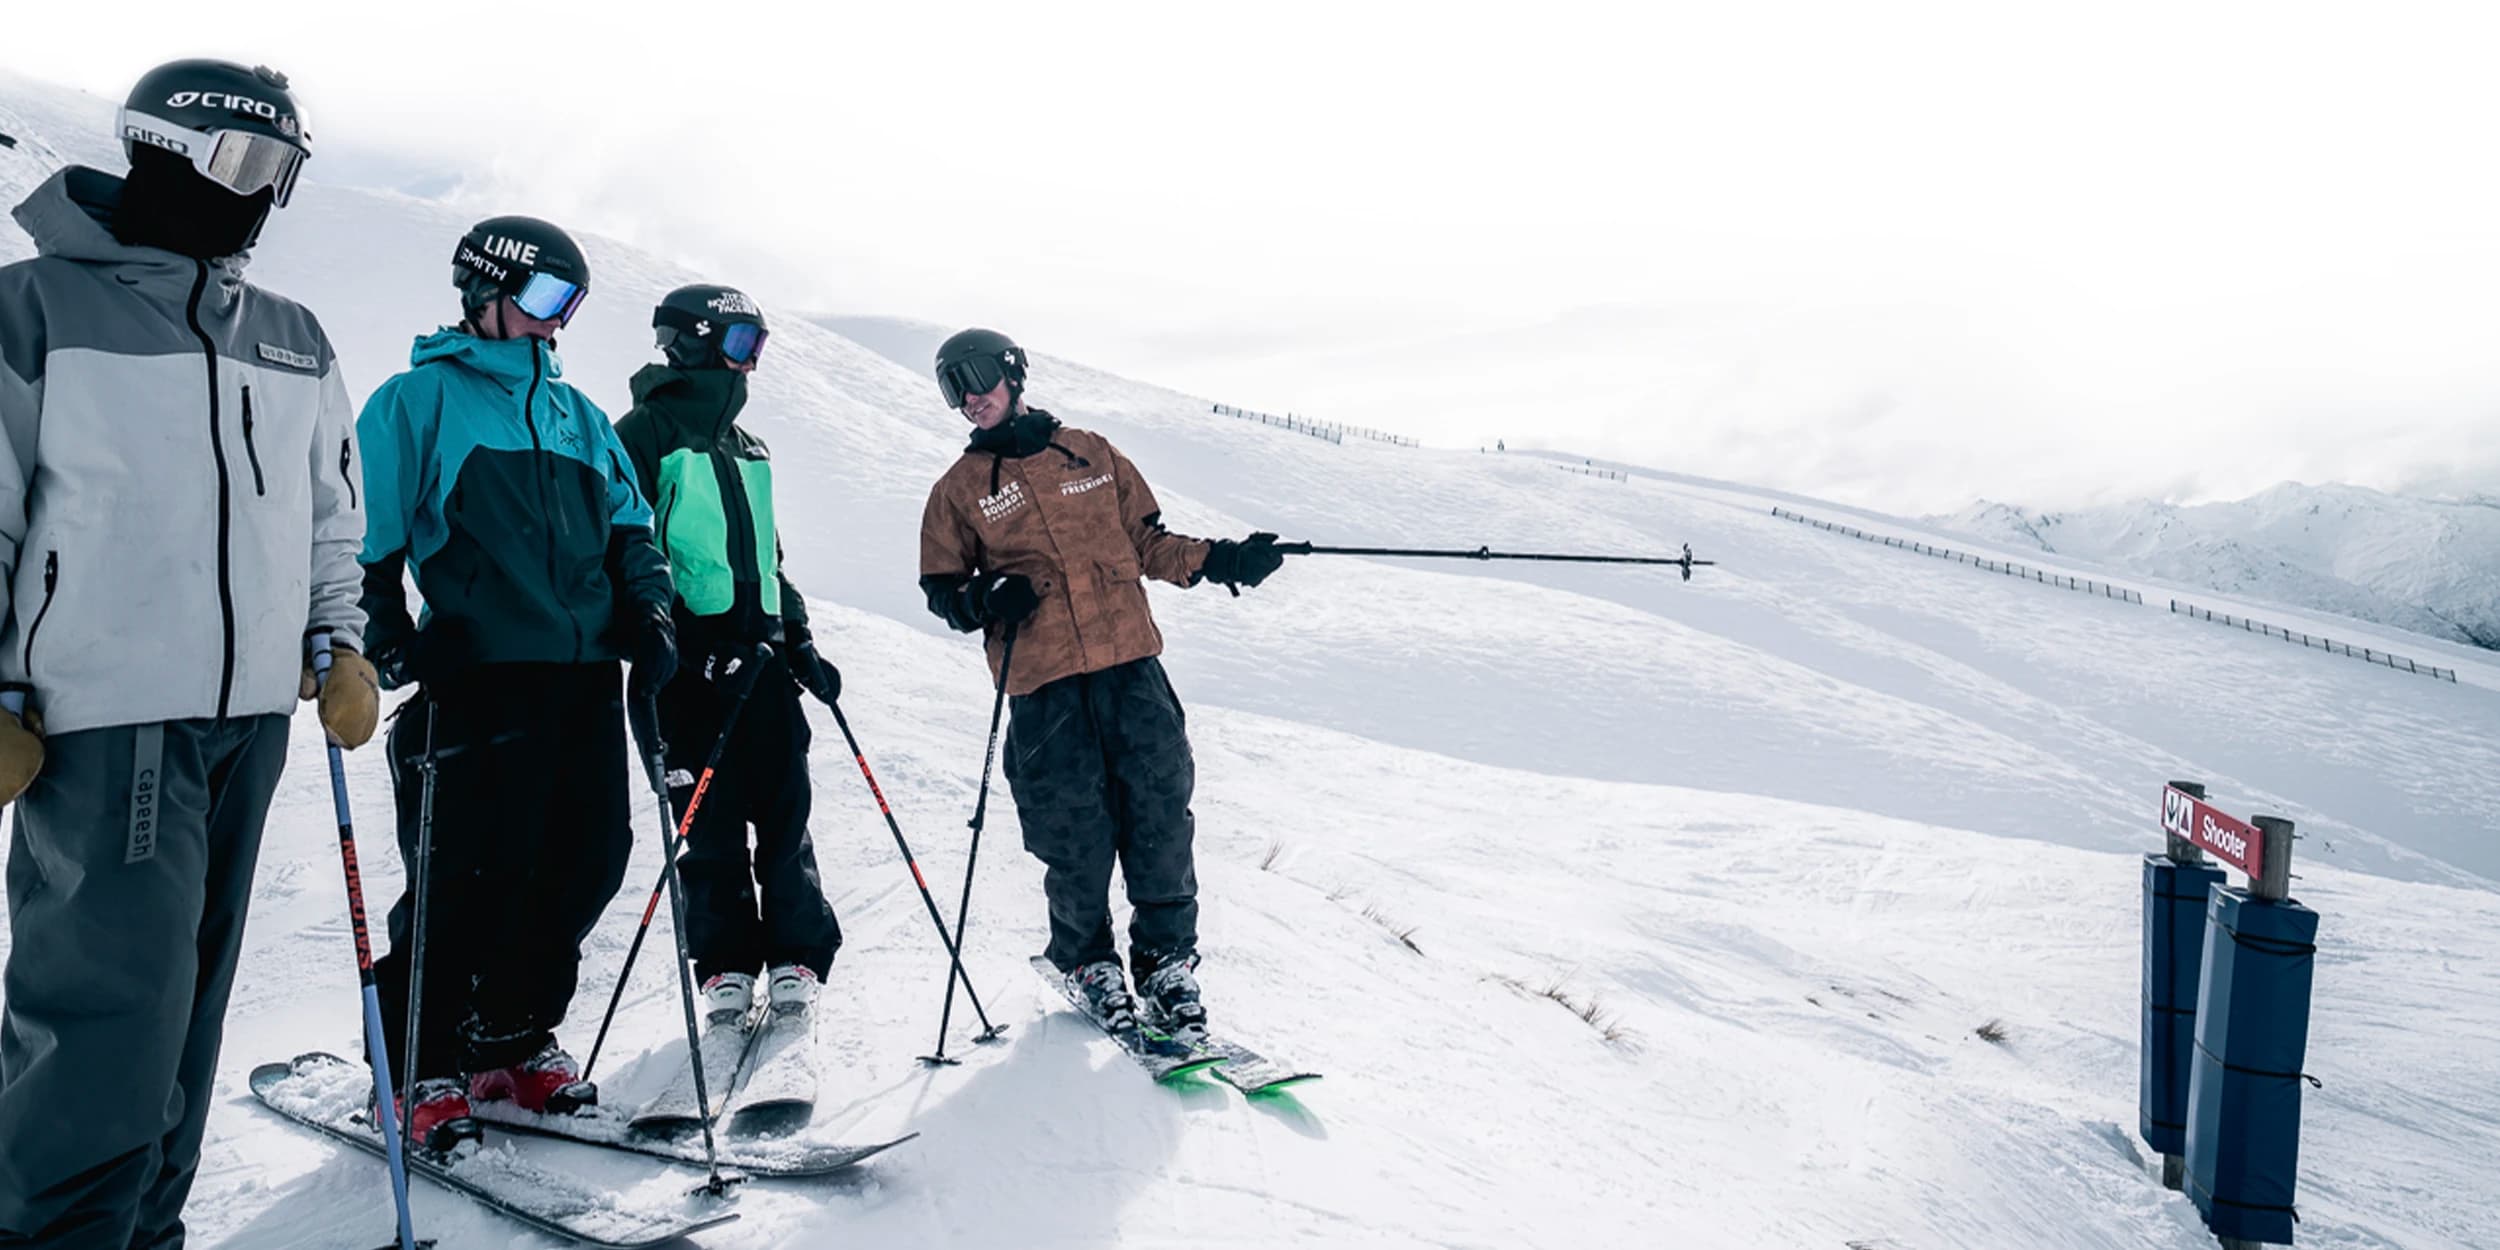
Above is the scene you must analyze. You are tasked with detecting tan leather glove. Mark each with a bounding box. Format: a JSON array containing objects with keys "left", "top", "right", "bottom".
[
  {"left": 0, "top": 705, "right": 43, "bottom": 805},
  {"left": 309, "top": 647, "right": 381, "bottom": 750}
]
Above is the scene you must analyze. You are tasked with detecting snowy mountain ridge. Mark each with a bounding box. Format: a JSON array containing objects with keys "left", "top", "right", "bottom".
[
  {"left": 4, "top": 65, "right": 2498, "bottom": 1250},
  {"left": 1939, "top": 482, "right": 2500, "bottom": 650}
]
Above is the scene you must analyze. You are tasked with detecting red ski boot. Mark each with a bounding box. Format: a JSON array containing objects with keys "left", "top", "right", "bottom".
[
  {"left": 469, "top": 1041, "right": 598, "bottom": 1115},
  {"left": 380, "top": 1077, "right": 481, "bottom": 1154}
]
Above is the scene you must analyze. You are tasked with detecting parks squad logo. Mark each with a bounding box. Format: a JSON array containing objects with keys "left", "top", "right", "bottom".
[{"left": 978, "top": 480, "right": 1029, "bottom": 524}]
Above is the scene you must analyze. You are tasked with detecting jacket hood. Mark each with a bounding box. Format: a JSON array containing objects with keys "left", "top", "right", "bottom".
[
  {"left": 410, "top": 327, "right": 563, "bottom": 385},
  {"left": 11, "top": 166, "right": 251, "bottom": 302},
  {"left": 628, "top": 364, "right": 748, "bottom": 440}
]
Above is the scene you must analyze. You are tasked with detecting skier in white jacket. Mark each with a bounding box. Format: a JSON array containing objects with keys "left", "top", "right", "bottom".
[{"left": 0, "top": 59, "right": 374, "bottom": 1248}]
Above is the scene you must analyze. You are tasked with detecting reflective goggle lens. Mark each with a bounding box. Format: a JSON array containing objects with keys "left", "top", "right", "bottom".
[
  {"left": 202, "top": 130, "right": 306, "bottom": 206},
  {"left": 514, "top": 272, "right": 588, "bottom": 325},
  {"left": 939, "top": 356, "right": 1006, "bottom": 408},
  {"left": 720, "top": 323, "right": 767, "bottom": 365},
  {"left": 119, "top": 109, "right": 307, "bottom": 207}
]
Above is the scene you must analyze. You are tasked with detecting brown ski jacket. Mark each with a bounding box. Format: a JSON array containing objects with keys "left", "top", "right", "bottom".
[{"left": 919, "top": 411, "right": 1210, "bottom": 694}]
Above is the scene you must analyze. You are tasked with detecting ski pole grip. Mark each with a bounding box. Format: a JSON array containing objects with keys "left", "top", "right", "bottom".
[
  {"left": 309, "top": 629, "right": 335, "bottom": 688},
  {"left": 0, "top": 689, "right": 21, "bottom": 718}
]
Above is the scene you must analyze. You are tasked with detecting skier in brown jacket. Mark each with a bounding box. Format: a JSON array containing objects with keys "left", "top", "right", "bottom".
[{"left": 917, "top": 328, "right": 1283, "bottom": 1042}]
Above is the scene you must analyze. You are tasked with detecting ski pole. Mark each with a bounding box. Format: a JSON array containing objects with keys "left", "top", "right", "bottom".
[
  {"left": 401, "top": 691, "right": 439, "bottom": 1150},
  {"left": 627, "top": 688, "right": 742, "bottom": 1199},
  {"left": 1273, "top": 540, "right": 1717, "bottom": 580},
  {"left": 584, "top": 643, "right": 770, "bottom": 1085},
  {"left": 810, "top": 689, "right": 1004, "bottom": 1061},
  {"left": 929, "top": 623, "right": 1018, "bottom": 1064},
  {"left": 312, "top": 638, "right": 427, "bottom": 1250}
]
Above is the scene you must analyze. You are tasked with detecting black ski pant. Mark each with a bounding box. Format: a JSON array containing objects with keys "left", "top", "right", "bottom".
[
  {"left": 656, "top": 654, "right": 841, "bottom": 984},
  {"left": 0, "top": 714, "right": 288, "bottom": 1250},
  {"left": 1002, "top": 657, "right": 1199, "bottom": 983},
  {"left": 372, "top": 662, "right": 632, "bottom": 1082}
]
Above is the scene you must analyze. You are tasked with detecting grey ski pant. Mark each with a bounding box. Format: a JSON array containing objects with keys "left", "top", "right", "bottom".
[
  {"left": 1002, "top": 657, "right": 1199, "bottom": 982},
  {"left": 0, "top": 715, "right": 290, "bottom": 1250}
]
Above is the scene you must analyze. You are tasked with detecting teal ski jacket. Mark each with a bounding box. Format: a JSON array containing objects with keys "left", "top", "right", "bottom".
[{"left": 356, "top": 329, "right": 671, "bottom": 669}]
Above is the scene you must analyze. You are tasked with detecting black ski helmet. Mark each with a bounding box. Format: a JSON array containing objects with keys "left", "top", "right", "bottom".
[
  {"left": 933, "top": 327, "right": 1027, "bottom": 409},
  {"left": 117, "top": 59, "right": 311, "bottom": 203},
  {"left": 653, "top": 284, "right": 769, "bottom": 368},
  {"left": 451, "top": 215, "right": 591, "bottom": 322}
]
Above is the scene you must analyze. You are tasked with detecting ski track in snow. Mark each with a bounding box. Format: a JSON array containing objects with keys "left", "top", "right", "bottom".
[{"left": 2, "top": 69, "right": 2497, "bottom": 1250}]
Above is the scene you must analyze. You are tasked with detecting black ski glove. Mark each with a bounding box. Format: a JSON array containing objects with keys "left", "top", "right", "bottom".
[
  {"left": 790, "top": 639, "right": 842, "bottom": 705},
  {"left": 627, "top": 606, "right": 678, "bottom": 696},
  {"left": 1196, "top": 532, "right": 1285, "bottom": 590}
]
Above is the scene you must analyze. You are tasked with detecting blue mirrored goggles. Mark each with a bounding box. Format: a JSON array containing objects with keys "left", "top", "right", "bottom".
[
  {"left": 719, "top": 322, "right": 768, "bottom": 365},
  {"left": 512, "top": 271, "right": 588, "bottom": 326}
]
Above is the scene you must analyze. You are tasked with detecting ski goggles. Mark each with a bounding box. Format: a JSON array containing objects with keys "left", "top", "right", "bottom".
[
  {"left": 937, "top": 355, "right": 1010, "bottom": 408},
  {"left": 117, "top": 109, "right": 307, "bottom": 207},
  {"left": 511, "top": 271, "right": 589, "bottom": 326},
  {"left": 719, "top": 322, "right": 768, "bottom": 365}
]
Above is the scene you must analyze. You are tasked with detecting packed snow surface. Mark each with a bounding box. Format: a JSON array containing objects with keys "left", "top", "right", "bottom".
[{"left": 4, "top": 70, "right": 2497, "bottom": 1250}]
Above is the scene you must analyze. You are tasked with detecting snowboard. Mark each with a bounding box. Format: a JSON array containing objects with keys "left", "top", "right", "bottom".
[
  {"left": 1030, "top": 956, "right": 1223, "bottom": 1083},
  {"left": 250, "top": 1053, "right": 741, "bottom": 1248}
]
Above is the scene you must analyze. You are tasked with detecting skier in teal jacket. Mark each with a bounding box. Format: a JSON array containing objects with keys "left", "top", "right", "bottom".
[{"left": 357, "top": 214, "right": 676, "bottom": 1149}]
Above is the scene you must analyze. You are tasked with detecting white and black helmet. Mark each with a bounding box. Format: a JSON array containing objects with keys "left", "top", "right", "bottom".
[{"left": 117, "top": 59, "right": 310, "bottom": 206}]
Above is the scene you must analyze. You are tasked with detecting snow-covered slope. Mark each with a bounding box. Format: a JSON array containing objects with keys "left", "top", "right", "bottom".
[
  {"left": 4, "top": 69, "right": 2497, "bottom": 1250},
  {"left": 1941, "top": 484, "right": 2500, "bottom": 651}
]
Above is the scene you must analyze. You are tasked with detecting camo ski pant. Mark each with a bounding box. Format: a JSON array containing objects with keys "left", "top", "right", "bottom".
[{"left": 1002, "top": 657, "right": 1199, "bottom": 983}]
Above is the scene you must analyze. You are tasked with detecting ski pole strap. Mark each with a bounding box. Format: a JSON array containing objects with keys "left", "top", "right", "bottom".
[{"left": 309, "top": 629, "right": 334, "bottom": 685}]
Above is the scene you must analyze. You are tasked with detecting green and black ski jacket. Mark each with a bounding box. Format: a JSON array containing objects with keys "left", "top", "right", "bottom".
[{"left": 612, "top": 365, "right": 810, "bottom": 659}]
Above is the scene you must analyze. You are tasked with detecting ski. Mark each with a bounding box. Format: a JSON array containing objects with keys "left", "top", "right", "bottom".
[
  {"left": 726, "top": 1006, "right": 818, "bottom": 1138},
  {"left": 1030, "top": 956, "right": 1223, "bottom": 1083},
  {"left": 250, "top": 1054, "right": 740, "bottom": 1248},
  {"left": 628, "top": 1003, "right": 760, "bottom": 1137},
  {"left": 1198, "top": 1034, "right": 1322, "bottom": 1095},
  {"left": 468, "top": 1097, "right": 915, "bottom": 1178}
]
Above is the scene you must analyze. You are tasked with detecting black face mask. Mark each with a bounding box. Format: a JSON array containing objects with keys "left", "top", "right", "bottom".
[{"left": 112, "top": 146, "right": 277, "bottom": 261}]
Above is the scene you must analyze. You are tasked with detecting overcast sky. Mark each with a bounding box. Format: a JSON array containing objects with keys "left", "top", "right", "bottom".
[{"left": 10, "top": 1, "right": 2500, "bottom": 513}]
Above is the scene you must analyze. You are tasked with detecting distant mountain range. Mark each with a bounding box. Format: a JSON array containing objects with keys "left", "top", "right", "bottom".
[{"left": 1936, "top": 482, "right": 2500, "bottom": 650}]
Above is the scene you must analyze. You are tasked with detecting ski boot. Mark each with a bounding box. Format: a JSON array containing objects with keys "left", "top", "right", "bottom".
[
  {"left": 1068, "top": 960, "right": 1141, "bottom": 1034},
  {"left": 381, "top": 1076, "right": 482, "bottom": 1155},
  {"left": 470, "top": 1040, "right": 598, "bottom": 1115},
  {"left": 766, "top": 964, "right": 819, "bottom": 1018},
  {"left": 1137, "top": 953, "right": 1208, "bottom": 1043},
  {"left": 703, "top": 971, "right": 757, "bottom": 1027}
]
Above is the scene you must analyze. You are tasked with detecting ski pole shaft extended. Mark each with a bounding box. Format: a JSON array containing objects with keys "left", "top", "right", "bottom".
[
  {"left": 402, "top": 692, "right": 439, "bottom": 1151},
  {"left": 628, "top": 693, "right": 736, "bottom": 1198},
  {"left": 313, "top": 638, "right": 425, "bottom": 1250},
  {"left": 816, "top": 693, "right": 1001, "bottom": 1047},
  {"left": 1274, "top": 540, "right": 1716, "bottom": 579},
  {"left": 584, "top": 643, "right": 771, "bottom": 1085},
  {"left": 930, "top": 623, "right": 1018, "bottom": 1063}
]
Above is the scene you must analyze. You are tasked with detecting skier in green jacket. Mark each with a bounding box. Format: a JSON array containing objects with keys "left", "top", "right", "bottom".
[{"left": 612, "top": 285, "right": 842, "bottom": 1045}]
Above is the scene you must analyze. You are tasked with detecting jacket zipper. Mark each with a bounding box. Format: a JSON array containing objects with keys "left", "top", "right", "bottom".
[
  {"left": 20, "top": 551, "right": 57, "bottom": 676},
  {"left": 706, "top": 412, "right": 765, "bottom": 630},
  {"left": 241, "top": 384, "right": 267, "bottom": 496},
  {"left": 185, "top": 261, "right": 240, "bottom": 719},
  {"left": 519, "top": 347, "right": 586, "bottom": 659},
  {"left": 340, "top": 437, "right": 358, "bottom": 509}
]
